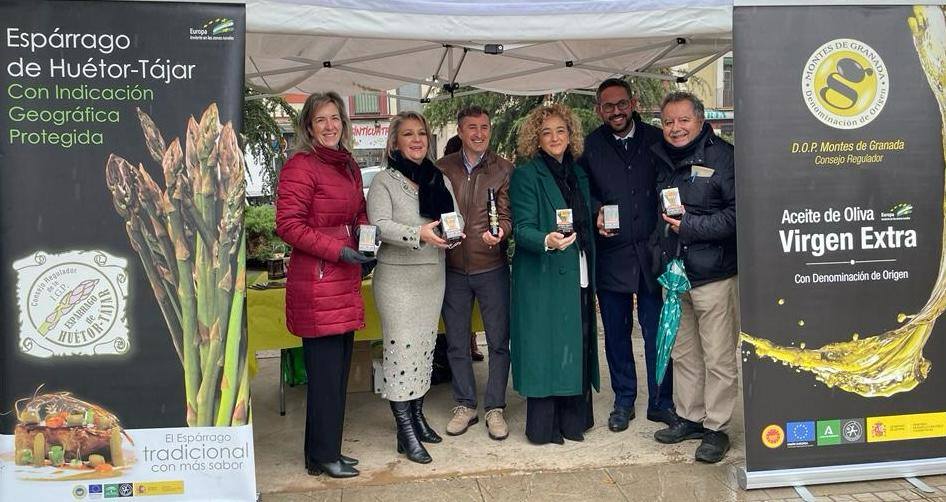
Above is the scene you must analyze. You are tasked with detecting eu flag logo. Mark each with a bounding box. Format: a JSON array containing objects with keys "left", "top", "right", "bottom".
[{"left": 786, "top": 420, "right": 816, "bottom": 447}]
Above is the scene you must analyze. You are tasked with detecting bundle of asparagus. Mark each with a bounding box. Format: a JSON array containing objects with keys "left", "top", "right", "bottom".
[{"left": 105, "top": 104, "right": 248, "bottom": 427}]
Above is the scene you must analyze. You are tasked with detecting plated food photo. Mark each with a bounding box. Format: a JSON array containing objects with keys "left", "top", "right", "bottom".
[{"left": 7, "top": 388, "right": 134, "bottom": 481}]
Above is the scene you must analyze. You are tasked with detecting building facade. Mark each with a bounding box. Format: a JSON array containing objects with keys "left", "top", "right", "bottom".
[{"left": 682, "top": 52, "right": 734, "bottom": 139}]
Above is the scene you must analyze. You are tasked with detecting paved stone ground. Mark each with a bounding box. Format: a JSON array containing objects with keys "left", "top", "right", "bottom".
[
  {"left": 252, "top": 334, "right": 744, "bottom": 496},
  {"left": 259, "top": 469, "right": 946, "bottom": 501},
  {"left": 251, "top": 324, "right": 945, "bottom": 501}
]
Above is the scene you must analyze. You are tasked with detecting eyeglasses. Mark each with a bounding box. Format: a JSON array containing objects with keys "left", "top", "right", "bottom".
[{"left": 599, "top": 99, "right": 631, "bottom": 114}]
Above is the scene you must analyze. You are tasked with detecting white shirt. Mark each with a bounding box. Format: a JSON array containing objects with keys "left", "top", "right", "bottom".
[
  {"left": 579, "top": 251, "right": 589, "bottom": 288},
  {"left": 612, "top": 121, "right": 636, "bottom": 142}
]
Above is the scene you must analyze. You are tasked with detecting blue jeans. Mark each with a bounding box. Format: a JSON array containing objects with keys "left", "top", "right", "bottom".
[{"left": 598, "top": 276, "right": 673, "bottom": 412}]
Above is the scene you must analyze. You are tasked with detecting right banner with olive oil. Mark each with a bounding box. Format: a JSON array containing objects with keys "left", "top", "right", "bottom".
[{"left": 735, "top": 3, "right": 946, "bottom": 482}]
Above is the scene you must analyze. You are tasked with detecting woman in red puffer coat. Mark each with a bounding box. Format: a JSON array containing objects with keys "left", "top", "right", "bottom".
[{"left": 275, "top": 91, "right": 374, "bottom": 479}]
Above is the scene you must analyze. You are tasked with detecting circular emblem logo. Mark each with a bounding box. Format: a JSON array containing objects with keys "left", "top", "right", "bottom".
[
  {"left": 762, "top": 424, "right": 785, "bottom": 448},
  {"left": 26, "top": 263, "right": 120, "bottom": 349},
  {"left": 72, "top": 485, "right": 88, "bottom": 500},
  {"left": 119, "top": 483, "right": 134, "bottom": 497},
  {"left": 843, "top": 420, "right": 863, "bottom": 442},
  {"left": 802, "top": 38, "right": 889, "bottom": 129}
]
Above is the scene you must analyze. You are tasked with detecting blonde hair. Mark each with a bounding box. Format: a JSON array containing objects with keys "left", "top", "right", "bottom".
[
  {"left": 385, "top": 111, "right": 433, "bottom": 162},
  {"left": 516, "top": 103, "right": 584, "bottom": 159},
  {"left": 293, "top": 91, "right": 352, "bottom": 153}
]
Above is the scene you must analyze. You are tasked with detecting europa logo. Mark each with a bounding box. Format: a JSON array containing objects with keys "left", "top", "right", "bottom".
[
  {"left": 802, "top": 38, "right": 890, "bottom": 129},
  {"left": 205, "top": 18, "right": 234, "bottom": 36},
  {"left": 189, "top": 18, "right": 236, "bottom": 40}
]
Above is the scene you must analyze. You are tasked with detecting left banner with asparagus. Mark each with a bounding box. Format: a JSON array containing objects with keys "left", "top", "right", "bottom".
[{"left": 0, "top": 1, "right": 254, "bottom": 500}]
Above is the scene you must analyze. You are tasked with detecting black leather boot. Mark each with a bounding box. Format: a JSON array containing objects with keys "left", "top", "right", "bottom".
[
  {"left": 306, "top": 460, "right": 359, "bottom": 478},
  {"left": 410, "top": 396, "right": 443, "bottom": 443},
  {"left": 391, "top": 400, "right": 432, "bottom": 464}
]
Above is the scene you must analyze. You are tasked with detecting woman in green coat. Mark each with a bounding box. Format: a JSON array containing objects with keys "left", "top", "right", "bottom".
[{"left": 509, "top": 103, "right": 599, "bottom": 445}]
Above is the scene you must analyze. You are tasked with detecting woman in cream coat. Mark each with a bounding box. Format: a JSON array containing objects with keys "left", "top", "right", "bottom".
[{"left": 367, "top": 111, "right": 461, "bottom": 464}]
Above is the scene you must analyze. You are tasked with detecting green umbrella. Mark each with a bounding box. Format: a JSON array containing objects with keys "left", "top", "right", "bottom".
[{"left": 655, "top": 258, "right": 691, "bottom": 386}]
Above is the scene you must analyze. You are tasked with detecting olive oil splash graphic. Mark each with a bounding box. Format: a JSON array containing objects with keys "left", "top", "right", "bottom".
[{"left": 741, "top": 6, "right": 946, "bottom": 397}]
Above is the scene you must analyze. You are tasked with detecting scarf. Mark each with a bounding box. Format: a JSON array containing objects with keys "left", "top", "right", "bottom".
[
  {"left": 388, "top": 150, "right": 455, "bottom": 219},
  {"left": 310, "top": 143, "right": 359, "bottom": 174},
  {"left": 665, "top": 122, "right": 712, "bottom": 166},
  {"left": 540, "top": 150, "right": 590, "bottom": 253}
]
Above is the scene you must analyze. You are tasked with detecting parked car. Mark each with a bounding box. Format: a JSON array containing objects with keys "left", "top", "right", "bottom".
[{"left": 361, "top": 165, "right": 382, "bottom": 198}]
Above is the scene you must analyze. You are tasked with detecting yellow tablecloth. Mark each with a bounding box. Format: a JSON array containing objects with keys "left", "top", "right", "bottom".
[{"left": 247, "top": 270, "right": 484, "bottom": 376}]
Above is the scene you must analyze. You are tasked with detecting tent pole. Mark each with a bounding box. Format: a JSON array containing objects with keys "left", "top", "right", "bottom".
[
  {"left": 499, "top": 51, "right": 675, "bottom": 81},
  {"left": 575, "top": 63, "right": 675, "bottom": 81},
  {"left": 247, "top": 63, "right": 323, "bottom": 79},
  {"left": 427, "top": 88, "right": 491, "bottom": 102},
  {"left": 637, "top": 38, "right": 687, "bottom": 71},
  {"left": 688, "top": 38, "right": 734, "bottom": 46},
  {"left": 329, "top": 43, "right": 442, "bottom": 66},
  {"left": 580, "top": 39, "right": 685, "bottom": 65},
  {"left": 247, "top": 42, "right": 349, "bottom": 92},
  {"left": 250, "top": 69, "right": 324, "bottom": 94},
  {"left": 424, "top": 46, "right": 455, "bottom": 101},
  {"left": 248, "top": 44, "right": 443, "bottom": 80},
  {"left": 463, "top": 65, "right": 559, "bottom": 87},
  {"left": 331, "top": 64, "right": 434, "bottom": 87},
  {"left": 431, "top": 45, "right": 450, "bottom": 83},
  {"left": 247, "top": 56, "right": 277, "bottom": 92},
  {"left": 682, "top": 46, "right": 732, "bottom": 81},
  {"left": 448, "top": 49, "right": 468, "bottom": 88}
]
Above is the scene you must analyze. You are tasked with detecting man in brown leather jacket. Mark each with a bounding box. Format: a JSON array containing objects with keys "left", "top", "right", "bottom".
[{"left": 436, "top": 106, "right": 513, "bottom": 441}]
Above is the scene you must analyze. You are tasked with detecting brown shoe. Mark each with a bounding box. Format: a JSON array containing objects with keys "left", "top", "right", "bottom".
[
  {"left": 446, "top": 406, "right": 478, "bottom": 436},
  {"left": 485, "top": 408, "right": 508, "bottom": 440}
]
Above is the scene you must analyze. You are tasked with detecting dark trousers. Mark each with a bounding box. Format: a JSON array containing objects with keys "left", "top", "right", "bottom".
[
  {"left": 441, "top": 267, "right": 510, "bottom": 410},
  {"left": 525, "top": 287, "right": 595, "bottom": 444},
  {"left": 525, "top": 391, "right": 594, "bottom": 444},
  {"left": 598, "top": 274, "right": 673, "bottom": 412},
  {"left": 302, "top": 332, "right": 353, "bottom": 464}
]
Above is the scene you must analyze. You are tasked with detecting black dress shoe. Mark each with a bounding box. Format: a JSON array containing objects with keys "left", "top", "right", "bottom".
[
  {"left": 608, "top": 407, "right": 635, "bottom": 432},
  {"left": 307, "top": 455, "right": 358, "bottom": 469},
  {"left": 562, "top": 431, "right": 585, "bottom": 442},
  {"left": 646, "top": 408, "right": 677, "bottom": 426},
  {"left": 654, "top": 418, "right": 706, "bottom": 444},
  {"left": 695, "top": 430, "right": 730, "bottom": 463},
  {"left": 307, "top": 460, "right": 359, "bottom": 478}
]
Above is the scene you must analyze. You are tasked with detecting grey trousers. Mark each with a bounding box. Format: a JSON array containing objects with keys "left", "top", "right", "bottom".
[
  {"left": 441, "top": 266, "right": 511, "bottom": 410},
  {"left": 671, "top": 275, "right": 740, "bottom": 432}
]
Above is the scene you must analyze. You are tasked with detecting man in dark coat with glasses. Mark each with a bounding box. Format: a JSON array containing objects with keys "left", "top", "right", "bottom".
[{"left": 579, "top": 78, "right": 675, "bottom": 433}]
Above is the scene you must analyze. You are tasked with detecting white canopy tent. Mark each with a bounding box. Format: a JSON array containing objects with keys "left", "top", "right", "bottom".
[
  {"left": 232, "top": 0, "right": 735, "bottom": 195},
  {"left": 243, "top": 0, "right": 734, "bottom": 99}
]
